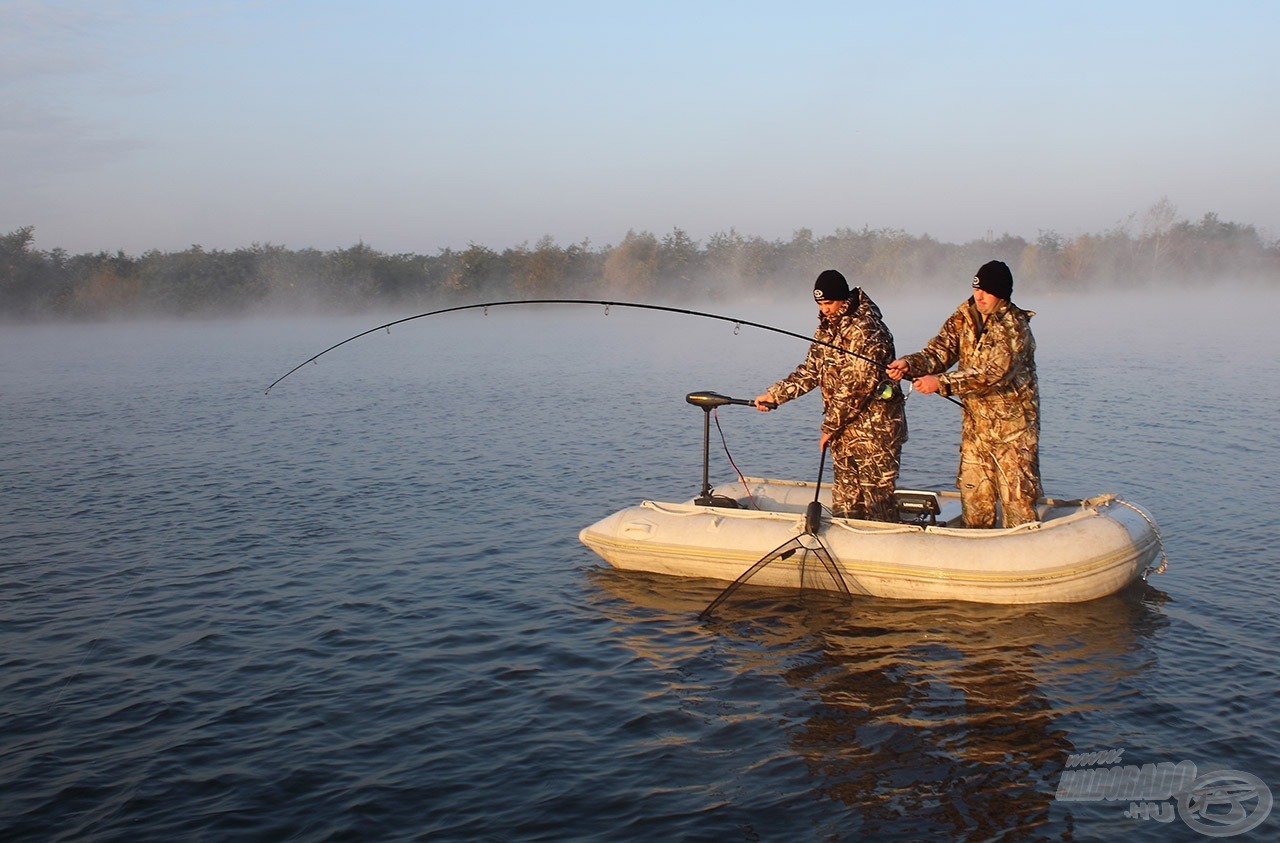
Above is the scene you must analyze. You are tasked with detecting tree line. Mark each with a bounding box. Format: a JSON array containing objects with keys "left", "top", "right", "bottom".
[{"left": 2, "top": 199, "right": 1276, "bottom": 321}]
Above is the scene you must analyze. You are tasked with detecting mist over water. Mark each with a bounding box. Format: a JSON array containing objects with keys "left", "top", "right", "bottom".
[{"left": 2, "top": 288, "right": 1278, "bottom": 841}]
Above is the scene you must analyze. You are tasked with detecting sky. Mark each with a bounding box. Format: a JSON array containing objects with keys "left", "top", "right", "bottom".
[{"left": 3, "top": 0, "right": 1278, "bottom": 256}]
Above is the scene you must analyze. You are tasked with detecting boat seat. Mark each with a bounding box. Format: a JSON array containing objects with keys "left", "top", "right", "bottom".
[{"left": 895, "top": 490, "right": 942, "bottom": 525}]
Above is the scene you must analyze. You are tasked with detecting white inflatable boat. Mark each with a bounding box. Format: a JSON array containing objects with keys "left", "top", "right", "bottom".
[
  {"left": 579, "top": 477, "right": 1164, "bottom": 605},
  {"left": 578, "top": 392, "right": 1166, "bottom": 606}
]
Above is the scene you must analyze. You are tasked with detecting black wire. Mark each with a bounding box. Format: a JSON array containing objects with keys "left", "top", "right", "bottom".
[{"left": 712, "top": 407, "right": 759, "bottom": 510}]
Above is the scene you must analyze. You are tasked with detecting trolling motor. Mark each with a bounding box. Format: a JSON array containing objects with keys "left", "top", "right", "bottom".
[
  {"left": 686, "top": 393, "right": 855, "bottom": 620},
  {"left": 685, "top": 390, "right": 769, "bottom": 508}
]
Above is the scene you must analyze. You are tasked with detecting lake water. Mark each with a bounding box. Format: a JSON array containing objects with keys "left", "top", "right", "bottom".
[{"left": 2, "top": 289, "right": 1278, "bottom": 841}]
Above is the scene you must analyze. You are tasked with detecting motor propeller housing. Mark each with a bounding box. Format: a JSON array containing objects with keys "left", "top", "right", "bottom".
[{"left": 685, "top": 390, "right": 751, "bottom": 408}]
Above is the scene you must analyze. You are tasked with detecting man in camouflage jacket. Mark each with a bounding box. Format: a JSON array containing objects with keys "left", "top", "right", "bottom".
[
  {"left": 887, "top": 260, "right": 1041, "bottom": 528},
  {"left": 754, "top": 270, "right": 907, "bottom": 521}
]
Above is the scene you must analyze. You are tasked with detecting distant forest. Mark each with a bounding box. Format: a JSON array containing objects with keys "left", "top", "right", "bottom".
[{"left": 2, "top": 199, "right": 1276, "bottom": 321}]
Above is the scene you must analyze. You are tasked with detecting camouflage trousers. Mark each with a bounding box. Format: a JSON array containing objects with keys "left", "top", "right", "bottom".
[
  {"left": 831, "top": 432, "right": 902, "bottom": 522},
  {"left": 957, "top": 433, "right": 1041, "bottom": 528}
]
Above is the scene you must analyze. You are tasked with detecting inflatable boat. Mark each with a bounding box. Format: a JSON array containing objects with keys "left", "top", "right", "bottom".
[{"left": 578, "top": 392, "right": 1166, "bottom": 605}]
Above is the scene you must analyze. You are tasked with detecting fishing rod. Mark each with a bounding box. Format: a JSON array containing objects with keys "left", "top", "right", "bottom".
[{"left": 264, "top": 298, "right": 910, "bottom": 394}]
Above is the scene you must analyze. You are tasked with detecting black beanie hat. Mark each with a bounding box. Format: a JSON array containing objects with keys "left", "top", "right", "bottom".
[
  {"left": 973, "top": 260, "right": 1013, "bottom": 300},
  {"left": 813, "top": 269, "right": 850, "bottom": 301}
]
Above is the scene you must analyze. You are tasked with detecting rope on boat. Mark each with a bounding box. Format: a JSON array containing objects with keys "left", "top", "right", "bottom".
[
  {"left": 640, "top": 500, "right": 800, "bottom": 522},
  {"left": 1112, "top": 498, "right": 1169, "bottom": 576},
  {"left": 827, "top": 519, "right": 920, "bottom": 535}
]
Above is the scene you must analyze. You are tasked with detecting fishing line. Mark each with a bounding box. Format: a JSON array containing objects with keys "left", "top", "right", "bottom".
[{"left": 264, "top": 298, "right": 912, "bottom": 394}]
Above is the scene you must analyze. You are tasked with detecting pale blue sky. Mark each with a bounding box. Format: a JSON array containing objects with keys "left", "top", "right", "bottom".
[{"left": 3, "top": 0, "right": 1277, "bottom": 255}]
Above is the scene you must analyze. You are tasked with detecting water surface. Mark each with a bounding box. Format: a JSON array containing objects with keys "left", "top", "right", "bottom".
[{"left": 2, "top": 291, "right": 1277, "bottom": 841}]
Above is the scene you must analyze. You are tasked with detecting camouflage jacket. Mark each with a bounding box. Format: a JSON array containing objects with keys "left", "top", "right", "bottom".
[
  {"left": 900, "top": 297, "right": 1039, "bottom": 432},
  {"left": 768, "top": 291, "right": 906, "bottom": 441}
]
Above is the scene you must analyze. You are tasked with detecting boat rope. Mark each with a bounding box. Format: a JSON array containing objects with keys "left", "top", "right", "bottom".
[
  {"left": 827, "top": 520, "right": 919, "bottom": 535},
  {"left": 885, "top": 519, "right": 1043, "bottom": 536},
  {"left": 1112, "top": 498, "right": 1169, "bottom": 576},
  {"left": 640, "top": 500, "right": 800, "bottom": 521}
]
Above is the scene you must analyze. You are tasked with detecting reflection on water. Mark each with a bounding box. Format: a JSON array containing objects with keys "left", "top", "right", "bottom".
[{"left": 588, "top": 567, "right": 1171, "bottom": 839}]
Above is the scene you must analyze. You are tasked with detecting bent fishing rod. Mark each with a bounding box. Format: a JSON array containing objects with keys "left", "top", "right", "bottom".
[{"left": 264, "top": 298, "right": 959, "bottom": 406}]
